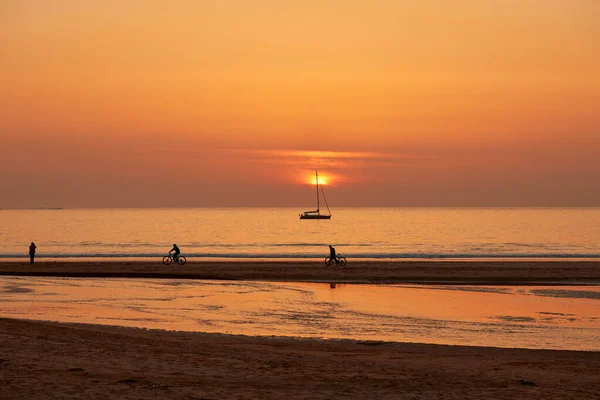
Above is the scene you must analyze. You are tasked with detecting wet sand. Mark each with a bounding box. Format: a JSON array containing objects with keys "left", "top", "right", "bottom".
[
  {"left": 1, "top": 318, "right": 598, "bottom": 399},
  {"left": 1, "top": 260, "right": 599, "bottom": 284}
]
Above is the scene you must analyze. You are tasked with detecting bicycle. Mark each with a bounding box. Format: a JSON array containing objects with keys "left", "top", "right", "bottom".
[
  {"left": 325, "top": 254, "right": 347, "bottom": 267},
  {"left": 162, "top": 254, "right": 187, "bottom": 265}
]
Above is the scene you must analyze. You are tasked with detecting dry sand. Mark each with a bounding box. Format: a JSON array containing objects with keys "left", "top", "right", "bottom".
[
  {"left": 0, "top": 318, "right": 598, "bottom": 400},
  {"left": 1, "top": 260, "right": 599, "bottom": 284}
]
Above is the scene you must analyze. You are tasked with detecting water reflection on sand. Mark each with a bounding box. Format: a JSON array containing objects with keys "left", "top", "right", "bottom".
[{"left": 0, "top": 277, "right": 599, "bottom": 351}]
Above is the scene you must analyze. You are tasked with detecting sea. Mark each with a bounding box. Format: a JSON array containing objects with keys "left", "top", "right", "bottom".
[{"left": 1, "top": 208, "right": 599, "bottom": 261}]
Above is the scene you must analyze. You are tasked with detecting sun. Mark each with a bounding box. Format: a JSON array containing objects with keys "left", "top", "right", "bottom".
[
  {"left": 312, "top": 177, "right": 328, "bottom": 185},
  {"left": 307, "top": 173, "right": 330, "bottom": 185},
  {"left": 298, "top": 171, "right": 338, "bottom": 186}
]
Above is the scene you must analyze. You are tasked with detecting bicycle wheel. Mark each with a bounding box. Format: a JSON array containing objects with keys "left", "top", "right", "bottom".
[
  {"left": 338, "top": 257, "right": 347, "bottom": 267},
  {"left": 177, "top": 256, "right": 187, "bottom": 265},
  {"left": 324, "top": 257, "right": 332, "bottom": 266},
  {"left": 162, "top": 256, "right": 172, "bottom": 265}
]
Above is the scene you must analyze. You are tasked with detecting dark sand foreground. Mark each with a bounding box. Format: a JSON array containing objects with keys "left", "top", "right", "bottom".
[
  {"left": 1, "top": 260, "right": 599, "bottom": 284},
  {"left": 1, "top": 318, "right": 598, "bottom": 399}
]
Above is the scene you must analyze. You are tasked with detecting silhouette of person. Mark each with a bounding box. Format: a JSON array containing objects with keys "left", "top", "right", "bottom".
[
  {"left": 29, "top": 242, "right": 36, "bottom": 264},
  {"left": 329, "top": 245, "right": 338, "bottom": 265},
  {"left": 169, "top": 244, "right": 180, "bottom": 262}
]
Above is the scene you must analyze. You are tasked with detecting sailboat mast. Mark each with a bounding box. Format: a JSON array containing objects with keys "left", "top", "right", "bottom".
[{"left": 316, "top": 170, "right": 320, "bottom": 213}]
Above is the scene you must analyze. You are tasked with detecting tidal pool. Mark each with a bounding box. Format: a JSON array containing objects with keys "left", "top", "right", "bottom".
[{"left": 0, "top": 277, "right": 598, "bottom": 351}]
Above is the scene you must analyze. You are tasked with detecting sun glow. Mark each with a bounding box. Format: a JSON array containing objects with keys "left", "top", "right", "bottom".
[
  {"left": 307, "top": 173, "right": 330, "bottom": 185},
  {"left": 311, "top": 177, "right": 328, "bottom": 185}
]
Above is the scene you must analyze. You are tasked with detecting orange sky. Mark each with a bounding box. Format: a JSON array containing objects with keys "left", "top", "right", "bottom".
[{"left": 1, "top": 1, "right": 599, "bottom": 207}]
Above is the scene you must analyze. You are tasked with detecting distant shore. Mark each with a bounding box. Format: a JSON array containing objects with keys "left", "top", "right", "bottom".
[
  {"left": 1, "top": 260, "right": 599, "bottom": 284},
  {"left": 1, "top": 318, "right": 598, "bottom": 399}
]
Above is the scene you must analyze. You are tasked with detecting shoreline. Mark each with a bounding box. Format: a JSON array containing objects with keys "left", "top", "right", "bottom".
[
  {"left": 1, "top": 260, "right": 599, "bottom": 284},
  {"left": 1, "top": 317, "right": 598, "bottom": 399}
]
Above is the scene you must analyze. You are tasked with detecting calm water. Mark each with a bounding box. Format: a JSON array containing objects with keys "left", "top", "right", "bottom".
[
  {"left": 1, "top": 277, "right": 598, "bottom": 351},
  {"left": 1, "top": 208, "right": 599, "bottom": 260}
]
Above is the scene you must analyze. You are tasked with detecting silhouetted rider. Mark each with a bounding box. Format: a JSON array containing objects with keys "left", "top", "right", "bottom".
[
  {"left": 169, "top": 244, "right": 180, "bottom": 262},
  {"left": 329, "top": 245, "right": 338, "bottom": 265}
]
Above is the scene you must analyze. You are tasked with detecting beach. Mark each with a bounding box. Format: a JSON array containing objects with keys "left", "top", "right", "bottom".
[
  {"left": 2, "top": 261, "right": 599, "bottom": 398},
  {"left": 1, "top": 260, "right": 599, "bottom": 284},
  {"left": 1, "top": 318, "right": 598, "bottom": 399}
]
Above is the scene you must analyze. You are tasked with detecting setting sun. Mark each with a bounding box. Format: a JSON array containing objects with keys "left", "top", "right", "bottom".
[
  {"left": 311, "top": 177, "right": 328, "bottom": 186},
  {"left": 305, "top": 172, "right": 331, "bottom": 186}
]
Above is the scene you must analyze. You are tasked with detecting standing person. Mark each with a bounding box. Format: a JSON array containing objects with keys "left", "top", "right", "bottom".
[
  {"left": 169, "top": 243, "right": 180, "bottom": 262},
  {"left": 328, "top": 245, "right": 338, "bottom": 266},
  {"left": 29, "top": 242, "right": 36, "bottom": 264}
]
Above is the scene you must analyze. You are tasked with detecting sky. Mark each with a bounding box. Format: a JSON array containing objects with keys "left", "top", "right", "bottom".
[{"left": 1, "top": 0, "right": 599, "bottom": 207}]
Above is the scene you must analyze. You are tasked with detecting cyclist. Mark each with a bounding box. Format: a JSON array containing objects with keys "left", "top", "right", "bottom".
[
  {"left": 328, "top": 245, "right": 338, "bottom": 266},
  {"left": 169, "top": 244, "right": 181, "bottom": 262}
]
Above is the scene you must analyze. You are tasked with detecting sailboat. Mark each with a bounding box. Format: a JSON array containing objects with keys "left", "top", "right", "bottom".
[{"left": 299, "top": 171, "right": 332, "bottom": 219}]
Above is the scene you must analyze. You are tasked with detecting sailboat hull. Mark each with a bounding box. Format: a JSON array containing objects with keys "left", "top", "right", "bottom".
[{"left": 300, "top": 214, "right": 331, "bottom": 220}]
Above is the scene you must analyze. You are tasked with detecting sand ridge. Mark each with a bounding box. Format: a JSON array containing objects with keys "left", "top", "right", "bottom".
[{"left": 1, "top": 260, "right": 599, "bottom": 284}]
